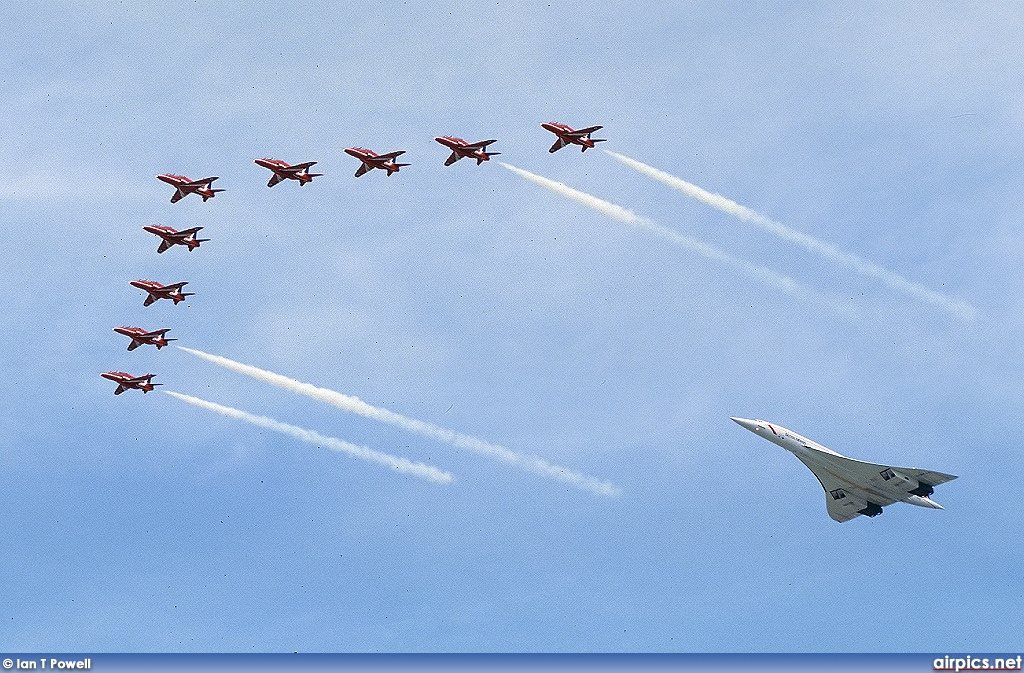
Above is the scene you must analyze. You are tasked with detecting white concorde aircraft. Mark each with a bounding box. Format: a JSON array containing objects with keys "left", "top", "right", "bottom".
[{"left": 731, "top": 418, "right": 957, "bottom": 522}]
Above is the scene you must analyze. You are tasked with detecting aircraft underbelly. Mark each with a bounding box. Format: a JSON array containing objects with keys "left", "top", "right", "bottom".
[{"left": 795, "top": 452, "right": 899, "bottom": 505}]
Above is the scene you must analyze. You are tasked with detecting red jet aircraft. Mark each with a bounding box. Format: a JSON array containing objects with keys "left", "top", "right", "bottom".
[
  {"left": 113, "top": 326, "right": 176, "bottom": 351},
  {"left": 143, "top": 225, "right": 208, "bottom": 253},
  {"left": 254, "top": 158, "right": 322, "bottom": 187},
  {"left": 101, "top": 371, "right": 161, "bottom": 395},
  {"left": 344, "top": 147, "right": 409, "bottom": 177},
  {"left": 541, "top": 122, "right": 606, "bottom": 153},
  {"left": 130, "top": 279, "right": 194, "bottom": 306},
  {"left": 157, "top": 174, "right": 224, "bottom": 203},
  {"left": 434, "top": 137, "right": 501, "bottom": 166}
]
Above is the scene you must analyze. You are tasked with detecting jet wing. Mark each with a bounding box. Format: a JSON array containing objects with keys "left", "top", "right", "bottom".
[
  {"left": 549, "top": 138, "right": 566, "bottom": 153},
  {"left": 179, "top": 227, "right": 203, "bottom": 236},
  {"left": 444, "top": 151, "right": 461, "bottom": 166},
  {"left": 571, "top": 125, "right": 603, "bottom": 136},
  {"left": 268, "top": 173, "right": 283, "bottom": 187},
  {"left": 186, "top": 177, "right": 218, "bottom": 187},
  {"left": 376, "top": 151, "right": 405, "bottom": 160},
  {"left": 792, "top": 453, "right": 900, "bottom": 523},
  {"left": 807, "top": 451, "right": 958, "bottom": 490},
  {"left": 355, "top": 163, "right": 370, "bottom": 177},
  {"left": 888, "top": 467, "right": 958, "bottom": 487},
  {"left": 825, "top": 492, "right": 868, "bottom": 523},
  {"left": 465, "top": 140, "right": 497, "bottom": 149},
  {"left": 170, "top": 190, "right": 184, "bottom": 203},
  {"left": 288, "top": 162, "right": 317, "bottom": 170},
  {"left": 157, "top": 240, "right": 171, "bottom": 253}
]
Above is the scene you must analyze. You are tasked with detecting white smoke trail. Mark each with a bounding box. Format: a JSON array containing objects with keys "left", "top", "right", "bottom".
[
  {"left": 604, "top": 150, "right": 977, "bottom": 324},
  {"left": 500, "top": 162, "right": 820, "bottom": 302},
  {"left": 177, "top": 347, "right": 621, "bottom": 497},
  {"left": 164, "top": 390, "right": 454, "bottom": 483}
]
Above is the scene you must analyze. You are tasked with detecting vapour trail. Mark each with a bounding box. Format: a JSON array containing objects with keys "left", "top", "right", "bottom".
[
  {"left": 177, "top": 347, "right": 621, "bottom": 497},
  {"left": 604, "top": 150, "right": 977, "bottom": 324},
  {"left": 164, "top": 391, "right": 453, "bottom": 483},
  {"left": 500, "top": 162, "right": 821, "bottom": 302}
]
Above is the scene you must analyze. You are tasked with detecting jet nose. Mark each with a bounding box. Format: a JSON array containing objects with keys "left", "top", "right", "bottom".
[{"left": 730, "top": 417, "right": 760, "bottom": 432}]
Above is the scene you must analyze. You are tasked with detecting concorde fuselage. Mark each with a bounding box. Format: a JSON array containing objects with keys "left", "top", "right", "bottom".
[{"left": 735, "top": 418, "right": 841, "bottom": 459}]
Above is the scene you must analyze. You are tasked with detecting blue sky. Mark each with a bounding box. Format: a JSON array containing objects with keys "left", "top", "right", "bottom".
[{"left": 2, "top": 1, "right": 1022, "bottom": 652}]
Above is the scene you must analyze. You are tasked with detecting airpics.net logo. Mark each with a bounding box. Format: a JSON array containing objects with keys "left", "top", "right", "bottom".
[{"left": 935, "top": 655, "right": 1023, "bottom": 671}]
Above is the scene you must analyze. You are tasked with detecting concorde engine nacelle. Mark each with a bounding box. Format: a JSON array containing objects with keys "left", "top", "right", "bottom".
[
  {"left": 909, "top": 481, "right": 935, "bottom": 497},
  {"left": 829, "top": 488, "right": 884, "bottom": 517},
  {"left": 881, "top": 467, "right": 939, "bottom": 506},
  {"left": 857, "top": 502, "right": 883, "bottom": 517},
  {"left": 880, "top": 467, "right": 935, "bottom": 496}
]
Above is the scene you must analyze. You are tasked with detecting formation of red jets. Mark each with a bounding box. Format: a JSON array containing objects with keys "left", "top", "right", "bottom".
[{"left": 104, "top": 122, "right": 605, "bottom": 394}]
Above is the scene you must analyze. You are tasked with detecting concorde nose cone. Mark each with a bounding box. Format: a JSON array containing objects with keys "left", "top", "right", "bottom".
[{"left": 731, "top": 417, "right": 759, "bottom": 432}]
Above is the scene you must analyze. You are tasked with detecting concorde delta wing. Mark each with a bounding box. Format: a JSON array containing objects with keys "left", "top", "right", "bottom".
[
  {"left": 791, "top": 453, "right": 900, "bottom": 523},
  {"left": 801, "top": 449, "right": 958, "bottom": 497},
  {"left": 886, "top": 468, "right": 958, "bottom": 489}
]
